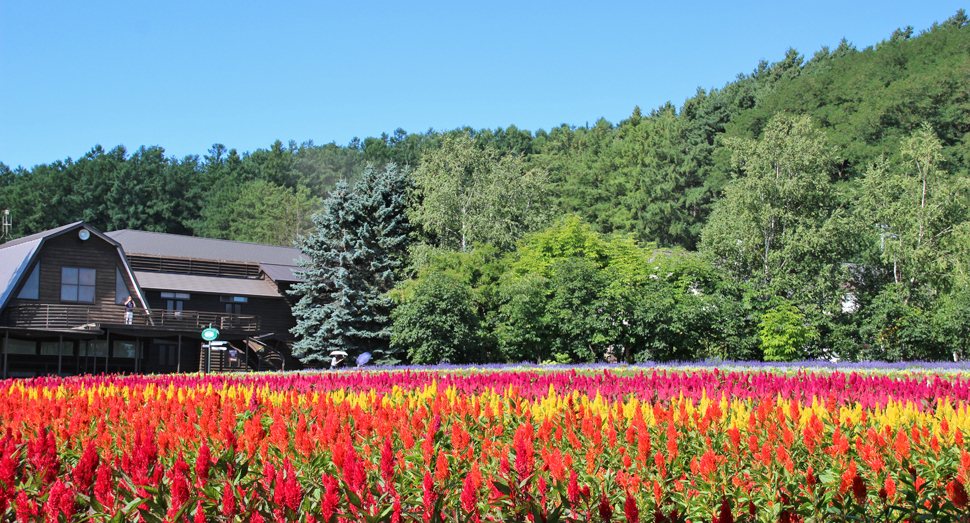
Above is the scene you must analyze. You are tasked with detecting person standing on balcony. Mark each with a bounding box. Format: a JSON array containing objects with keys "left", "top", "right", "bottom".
[{"left": 124, "top": 296, "right": 135, "bottom": 325}]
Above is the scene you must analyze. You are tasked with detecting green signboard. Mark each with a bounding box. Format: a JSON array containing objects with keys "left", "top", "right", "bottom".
[{"left": 201, "top": 328, "right": 219, "bottom": 341}]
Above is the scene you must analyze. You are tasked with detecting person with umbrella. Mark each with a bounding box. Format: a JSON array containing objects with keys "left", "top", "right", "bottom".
[{"left": 330, "top": 350, "right": 347, "bottom": 369}]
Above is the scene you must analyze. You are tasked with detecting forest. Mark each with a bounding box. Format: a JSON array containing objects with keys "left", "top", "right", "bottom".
[{"left": 2, "top": 11, "right": 969, "bottom": 364}]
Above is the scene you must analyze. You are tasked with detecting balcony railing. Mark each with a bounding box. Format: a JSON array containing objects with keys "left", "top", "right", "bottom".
[{"left": 0, "top": 304, "right": 260, "bottom": 332}]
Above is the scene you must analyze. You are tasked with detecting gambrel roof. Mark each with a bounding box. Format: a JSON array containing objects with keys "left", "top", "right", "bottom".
[{"left": 0, "top": 222, "right": 150, "bottom": 315}]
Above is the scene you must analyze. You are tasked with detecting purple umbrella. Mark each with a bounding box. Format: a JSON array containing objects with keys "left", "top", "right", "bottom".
[{"left": 356, "top": 352, "right": 372, "bottom": 367}]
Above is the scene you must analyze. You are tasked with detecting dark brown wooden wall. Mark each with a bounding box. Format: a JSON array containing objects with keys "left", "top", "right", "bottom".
[
  {"left": 142, "top": 289, "right": 296, "bottom": 338},
  {"left": 7, "top": 233, "right": 139, "bottom": 310}
]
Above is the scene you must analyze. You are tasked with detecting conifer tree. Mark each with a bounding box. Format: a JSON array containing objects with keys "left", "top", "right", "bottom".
[{"left": 289, "top": 164, "right": 410, "bottom": 365}]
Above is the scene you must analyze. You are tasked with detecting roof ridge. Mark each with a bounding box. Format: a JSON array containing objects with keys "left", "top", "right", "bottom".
[{"left": 107, "top": 229, "right": 301, "bottom": 250}]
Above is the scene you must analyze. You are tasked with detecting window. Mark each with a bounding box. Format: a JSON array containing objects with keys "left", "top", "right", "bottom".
[
  {"left": 17, "top": 264, "right": 39, "bottom": 300},
  {"left": 156, "top": 343, "right": 179, "bottom": 366},
  {"left": 4, "top": 339, "right": 36, "bottom": 355},
  {"left": 113, "top": 341, "right": 138, "bottom": 359},
  {"left": 61, "top": 267, "right": 96, "bottom": 302},
  {"left": 81, "top": 340, "right": 108, "bottom": 358},
  {"left": 221, "top": 296, "right": 246, "bottom": 315},
  {"left": 162, "top": 293, "right": 189, "bottom": 319},
  {"left": 115, "top": 268, "right": 131, "bottom": 304},
  {"left": 40, "top": 341, "right": 73, "bottom": 356}
]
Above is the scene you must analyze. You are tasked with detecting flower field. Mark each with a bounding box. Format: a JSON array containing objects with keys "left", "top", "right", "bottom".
[{"left": 2, "top": 369, "right": 970, "bottom": 522}]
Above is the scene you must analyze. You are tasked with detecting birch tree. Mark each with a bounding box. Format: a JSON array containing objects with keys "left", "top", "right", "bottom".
[
  {"left": 859, "top": 123, "right": 969, "bottom": 299},
  {"left": 410, "top": 134, "right": 550, "bottom": 252},
  {"left": 700, "top": 114, "right": 852, "bottom": 307}
]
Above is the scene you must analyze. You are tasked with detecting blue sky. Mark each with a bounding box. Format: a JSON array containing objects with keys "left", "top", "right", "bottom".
[{"left": 0, "top": 1, "right": 965, "bottom": 169}]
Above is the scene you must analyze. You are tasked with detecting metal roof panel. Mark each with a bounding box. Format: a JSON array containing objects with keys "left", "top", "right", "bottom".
[
  {"left": 259, "top": 263, "right": 305, "bottom": 283},
  {"left": 0, "top": 239, "right": 42, "bottom": 312},
  {"left": 133, "top": 271, "right": 283, "bottom": 298},
  {"left": 106, "top": 230, "right": 305, "bottom": 265}
]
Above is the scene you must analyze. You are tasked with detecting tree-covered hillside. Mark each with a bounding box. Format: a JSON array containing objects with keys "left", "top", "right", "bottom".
[
  {"left": 3, "top": 11, "right": 969, "bottom": 364},
  {"left": 2, "top": 11, "right": 967, "bottom": 251}
]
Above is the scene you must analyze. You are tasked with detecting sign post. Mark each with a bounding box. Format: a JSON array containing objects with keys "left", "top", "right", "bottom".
[{"left": 201, "top": 328, "right": 219, "bottom": 373}]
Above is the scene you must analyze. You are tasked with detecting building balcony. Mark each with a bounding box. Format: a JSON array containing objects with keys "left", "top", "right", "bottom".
[{"left": 0, "top": 304, "right": 260, "bottom": 333}]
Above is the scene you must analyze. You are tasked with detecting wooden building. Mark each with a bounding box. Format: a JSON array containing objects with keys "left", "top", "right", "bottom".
[{"left": 0, "top": 222, "right": 305, "bottom": 377}]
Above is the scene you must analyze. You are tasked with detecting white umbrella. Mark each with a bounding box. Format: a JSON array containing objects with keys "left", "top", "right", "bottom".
[{"left": 330, "top": 350, "right": 348, "bottom": 356}]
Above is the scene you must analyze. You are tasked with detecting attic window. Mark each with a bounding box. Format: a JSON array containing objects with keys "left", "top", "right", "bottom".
[
  {"left": 16, "top": 264, "right": 39, "bottom": 300},
  {"left": 115, "top": 268, "right": 131, "bottom": 304},
  {"left": 61, "top": 267, "right": 96, "bottom": 303}
]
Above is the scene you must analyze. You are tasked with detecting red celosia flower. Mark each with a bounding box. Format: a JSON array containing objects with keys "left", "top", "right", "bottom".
[
  {"left": 699, "top": 449, "right": 718, "bottom": 479},
  {"left": 44, "top": 479, "right": 75, "bottom": 521},
  {"left": 422, "top": 472, "right": 438, "bottom": 523},
  {"left": 598, "top": 493, "right": 613, "bottom": 521},
  {"left": 193, "top": 500, "right": 206, "bottom": 523},
  {"left": 71, "top": 441, "right": 99, "bottom": 493},
  {"left": 461, "top": 472, "right": 479, "bottom": 520},
  {"left": 515, "top": 430, "right": 534, "bottom": 480},
  {"left": 27, "top": 428, "right": 59, "bottom": 486},
  {"left": 567, "top": 470, "right": 580, "bottom": 504},
  {"left": 713, "top": 497, "right": 733, "bottom": 523},
  {"left": 221, "top": 480, "right": 237, "bottom": 517},
  {"left": 893, "top": 430, "right": 910, "bottom": 460},
  {"left": 840, "top": 461, "right": 858, "bottom": 496},
  {"left": 947, "top": 479, "right": 968, "bottom": 509},
  {"left": 852, "top": 474, "right": 867, "bottom": 504},
  {"left": 380, "top": 436, "right": 395, "bottom": 487},
  {"left": 320, "top": 474, "right": 339, "bottom": 522},
  {"left": 283, "top": 460, "right": 301, "bottom": 512},
  {"left": 195, "top": 441, "right": 211, "bottom": 487},
  {"left": 392, "top": 496, "right": 402, "bottom": 523},
  {"left": 167, "top": 452, "right": 191, "bottom": 519},
  {"left": 94, "top": 461, "right": 115, "bottom": 509},
  {"left": 435, "top": 452, "right": 449, "bottom": 482},
  {"left": 15, "top": 490, "right": 39, "bottom": 523},
  {"left": 624, "top": 492, "right": 639, "bottom": 523}
]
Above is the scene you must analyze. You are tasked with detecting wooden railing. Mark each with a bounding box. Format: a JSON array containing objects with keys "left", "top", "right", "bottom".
[{"left": 0, "top": 304, "right": 260, "bottom": 332}]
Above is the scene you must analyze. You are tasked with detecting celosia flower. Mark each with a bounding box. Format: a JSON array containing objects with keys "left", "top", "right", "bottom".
[
  {"left": 852, "top": 474, "right": 867, "bottom": 504},
  {"left": 422, "top": 472, "right": 438, "bottom": 523},
  {"left": 221, "top": 480, "right": 236, "bottom": 517},
  {"left": 624, "top": 492, "right": 639, "bottom": 523},
  {"left": 947, "top": 479, "right": 968, "bottom": 509},
  {"left": 713, "top": 497, "right": 733, "bottom": 523},
  {"left": 71, "top": 441, "right": 99, "bottom": 493},
  {"left": 598, "top": 493, "right": 613, "bottom": 521},
  {"left": 167, "top": 452, "right": 191, "bottom": 519},
  {"left": 461, "top": 471, "right": 479, "bottom": 520},
  {"left": 195, "top": 441, "right": 211, "bottom": 487},
  {"left": 567, "top": 470, "right": 580, "bottom": 504}
]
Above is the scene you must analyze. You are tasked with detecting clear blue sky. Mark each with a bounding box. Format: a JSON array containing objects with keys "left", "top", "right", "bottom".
[{"left": 1, "top": 1, "right": 965, "bottom": 169}]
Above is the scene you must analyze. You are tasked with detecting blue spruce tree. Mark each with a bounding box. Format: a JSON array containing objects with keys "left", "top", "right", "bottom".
[{"left": 289, "top": 164, "right": 410, "bottom": 365}]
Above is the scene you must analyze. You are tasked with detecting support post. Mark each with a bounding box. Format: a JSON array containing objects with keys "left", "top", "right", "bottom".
[
  {"left": 104, "top": 331, "right": 110, "bottom": 375},
  {"left": 58, "top": 335, "right": 63, "bottom": 375},
  {"left": 177, "top": 334, "right": 182, "bottom": 373},
  {"left": 135, "top": 336, "right": 140, "bottom": 374}
]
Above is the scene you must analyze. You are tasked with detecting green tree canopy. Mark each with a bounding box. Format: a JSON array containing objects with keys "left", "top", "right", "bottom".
[{"left": 410, "top": 134, "right": 551, "bottom": 252}]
